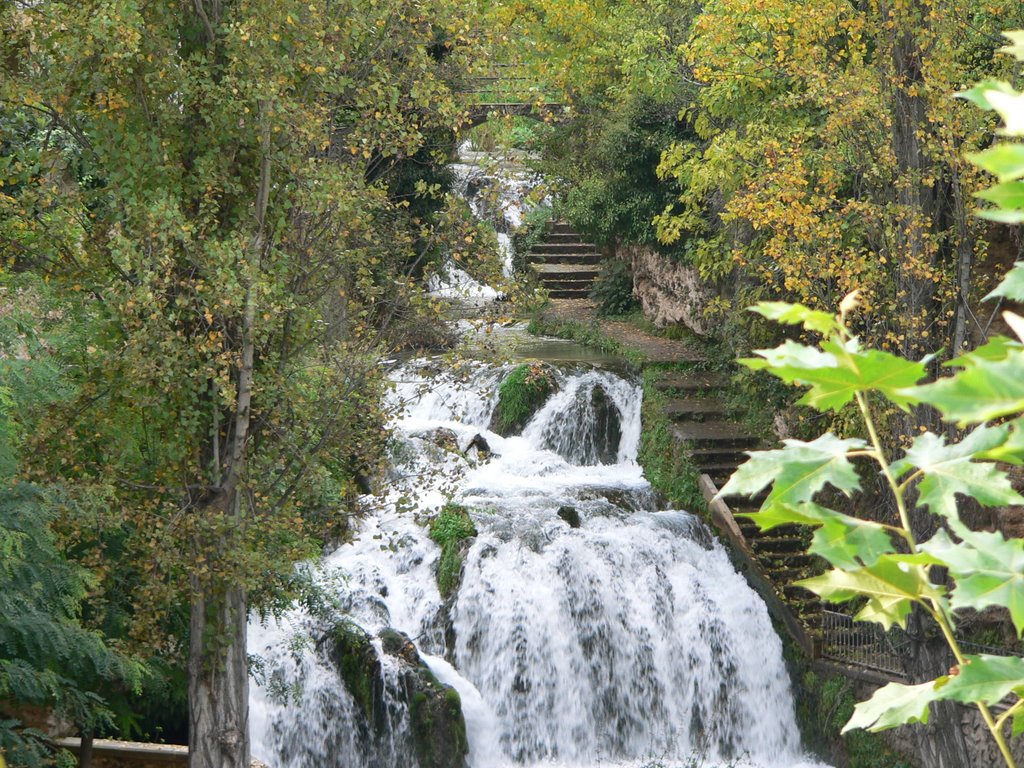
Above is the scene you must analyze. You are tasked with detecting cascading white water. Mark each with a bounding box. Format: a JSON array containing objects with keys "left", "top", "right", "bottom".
[{"left": 249, "top": 358, "right": 829, "bottom": 768}]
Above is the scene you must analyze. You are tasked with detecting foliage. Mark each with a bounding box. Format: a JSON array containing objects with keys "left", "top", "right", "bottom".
[
  {"left": 721, "top": 278, "right": 1024, "bottom": 764},
  {"left": 0, "top": 485, "right": 143, "bottom": 767},
  {"left": 0, "top": 0, "right": 491, "bottom": 756},
  {"left": 637, "top": 367, "right": 707, "bottom": 515},
  {"left": 511, "top": 204, "right": 555, "bottom": 274},
  {"left": 655, "top": 0, "right": 1024, "bottom": 356},
  {"left": 428, "top": 504, "right": 477, "bottom": 599},
  {"left": 493, "top": 363, "right": 556, "bottom": 435},
  {"left": 590, "top": 259, "right": 639, "bottom": 318},
  {"left": 721, "top": 48, "right": 1024, "bottom": 756}
]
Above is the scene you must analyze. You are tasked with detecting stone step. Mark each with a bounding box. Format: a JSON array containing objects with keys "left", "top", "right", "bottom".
[
  {"left": 763, "top": 565, "right": 811, "bottom": 584},
  {"left": 550, "top": 221, "right": 576, "bottom": 235},
  {"left": 750, "top": 535, "right": 810, "bottom": 555},
  {"left": 541, "top": 277, "right": 596, "bottom": 290},
  {"left": 690, "top": 447, "right": 750, "bottom": 466},
  {"left": 547, "top": 288, "right": 592, "bottom": 299},
  {"left": 532, "top": 263, "right": 600, "bottom": 277},
  {"left": 532, "top": 252, "right": 602, "bottom": 265},
  {"left": 532, "top": 242, "right": 600, "bottom": 255},
  {"left": 652, "top": 372, "right": 730, "bottom": 394},
  {"left": 672, "top": 421, "right": 760, "bottom": 450},
  {"left": 663, "top": 398, "right": 734, "bottom": 421},
  {"left": 544, "top": 233, "right": 589, "bottom": 244}
]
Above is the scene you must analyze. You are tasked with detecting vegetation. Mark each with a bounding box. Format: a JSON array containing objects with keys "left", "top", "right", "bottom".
[
  {"left": 491, "top": 363, "right": 557, "bottom": 435},
  {"left": 428, "top": 504, "right": 478, "bottom": 599},
  {"left": 590, "top": 259, "right": 640, "bottom": 318}
]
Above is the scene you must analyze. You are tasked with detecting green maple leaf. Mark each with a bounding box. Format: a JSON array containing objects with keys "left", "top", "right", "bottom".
[
  {"left": 986, "top": 264, "right": 1024, "bottom": 302},
  {"left": 798, "top": 555, "right": 943, "bottom": 630},
  {"left": 967, "top": 146, "right": 1024, "bottom": 183},
  {"left": 843, "top": 680, "right": 939, "bottom": 732},
  {"left": 957, "top": 79, "right": 1017, "bottom": 111},
  {"left": 749, "top": 301, "right": 837, "bottom": 334},
  {"left": 1001, "top": 31, "right": 1024, "bottom": 62},
  {"left": 978, "top": 418, "right": 1024, "bottom": 465},
  {"left": 934, "top": 655, "right": 1024, "bottom": 706},
  {"left": 922, "top": 527, "right": 1024, "bottom": 635},
  {"left": 946, "top": 336, "right": 1021, "bottom": 367},
  {"left": 744, "top": 338, "right": 927, "bottom": 412},
  {"left": 890, "top": 427, "right": 1023, "bottom": 519},
  {"left": 811, "top": 515, "right": 895, "bottom": 571},
  {"left": 718, "top": 434, "right": 865, "bottom": 506},
  {"left": 734, "top": 501, "right": 834, "bottom": 532},
  {"left": 901, "top": 350, "right": 1024, "bottom": 424}
]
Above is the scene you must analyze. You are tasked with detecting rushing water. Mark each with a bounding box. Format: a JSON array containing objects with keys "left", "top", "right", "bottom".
[
  {"left": 249, "top": 357, "right": 828, "bottom": 768},
  {"left": 249, "top": 149, "right": 826, "bottom": 768}
]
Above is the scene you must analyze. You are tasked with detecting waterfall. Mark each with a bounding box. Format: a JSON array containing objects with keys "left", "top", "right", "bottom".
[{"left": 249, "top": 359, "right": 829, "bottom": 768}]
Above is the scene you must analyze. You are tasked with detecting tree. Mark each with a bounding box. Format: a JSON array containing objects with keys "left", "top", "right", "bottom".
[
  {"left": 1, "top": 0, "right": 481, "bottom": 764},
  {"left": 722, "top": 33, "right": 1024, "bottom": 767}
]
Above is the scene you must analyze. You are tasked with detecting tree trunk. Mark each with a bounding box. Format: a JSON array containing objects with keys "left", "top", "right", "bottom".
[
  {"left": 188, "top": 574, "right": 250, "bottom": 768},
  {"left": 77, "top": 731, "right": 93, "bottom": 768}
]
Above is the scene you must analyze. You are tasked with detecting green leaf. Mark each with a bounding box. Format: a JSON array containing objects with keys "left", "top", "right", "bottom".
[
  {"left": 798, "top": 555, "right": 942, "bottom": 630},
  {"left": 890, "top": 428, "right": 1023, "bottom": 519},
  {"left": 1013, "top": 708, "right": 1024, "bottom": 738},
  {"left": 976, "top": 181, "right": 1024, "bottom": 209},
  {"left": 901, "top": 350, "right": 1024, "bottom": 424},
  {"left": 977, "top": 209, "right": 1024, "bottom": 224},
  {"left": 977, "top": 418, "right": 1024, "bottom": 465},
  {"left": 734, "top": 501, "right": 835, "bottom": 532},
  {"left": 843, "top": 680, "right": 939, "bottom": 732},
  {"left": 922, "top": 527, "right": 1024, "bottom": 635},
  {"left": 967, "top": 145, "right": 1024, "bottom": 182},
  {"left": 934, "top": 655, "right": 1024, "bottom": 706},
  {"left": 1001, "top": 31, "right": 1024, "bottom": 62},
  {"left": 957, "top": 80, "right": 1018, "bottom": 111},
  {"left": 811, "top": 516, "right": 895, "bottom": 571},
  {"left": 986, "top": 264, "right": 1024, "bottom": 302},
  {"left": 946, "top": 335, "right": 1021, "bottom": 366},
  {"left": 718, "top": 434, "right": 866, "bottom": 506},
  {"left": 749, "top": 301, "right": 837, "bottom": 334},
  {"left": 745, "top": 338, "right": 927, "bottom": 412}
]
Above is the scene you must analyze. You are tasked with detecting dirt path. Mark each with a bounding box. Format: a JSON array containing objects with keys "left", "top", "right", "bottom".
[{"left": 537, "top": 299, "right": 706, "bottom": 363}]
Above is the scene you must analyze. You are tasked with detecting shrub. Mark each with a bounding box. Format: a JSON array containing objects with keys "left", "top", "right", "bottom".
[{"left": 590, "top": 258, "right": 639, "bottom": 318}]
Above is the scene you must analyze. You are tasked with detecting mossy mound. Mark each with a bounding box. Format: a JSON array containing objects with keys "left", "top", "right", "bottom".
[
  {"left": 490, "top": 363, "right": 557, "bottom": 436},
  {"left": 327, "top": 623, "right": 469, "bottom": 768},
  {"left": 429, "top": 504, "right": 478, "bottom": 599}
]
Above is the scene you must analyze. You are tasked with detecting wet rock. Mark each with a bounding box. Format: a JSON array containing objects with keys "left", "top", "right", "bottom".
[
  {"left": 463, "top": 432, "right": 492, "bottom": 460},
  {"left": 589, "top": 384, "right": 622, "bottom": 465},
  {"left": 489, "top": 363, "right": 557, "bottom": 437},
  {"left": 413, "top": 427, "right": 461, "bottom": 454},
  {"left": 557, "top": 505, "right": 581, "bottom": 528},
  {"left": 327, "top": 623, "right": 469, "bottom": 768}
]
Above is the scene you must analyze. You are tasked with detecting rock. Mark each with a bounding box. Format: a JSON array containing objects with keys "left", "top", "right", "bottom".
[
  {"left": 413, "top": 427, "right": 461, "bottom": 454},
  {"left": 589, "top": 384, "right": 622, "bottom": 465},
  {"left": 463, "top": 433, "right": 492, "bottom": 460},
  {"left": 557, "top": 505, "right": 581, "bottom": 528},
  {"left": 625, "top": 244, "right": 716, "bottom": 335},
  {"left": 327, "top": 623, "right": 469, "bottom": 768},
  {"left": 489, "top": 363, "right": 557, "bottom": 437}
]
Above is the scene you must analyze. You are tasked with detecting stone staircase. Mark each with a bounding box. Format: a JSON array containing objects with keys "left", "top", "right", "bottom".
[
  {"left": 529, "top": 222, "right": 601, "bottom": 299},
  {"left": 651, "top": 368, "right": 824, "bottom": 633}
]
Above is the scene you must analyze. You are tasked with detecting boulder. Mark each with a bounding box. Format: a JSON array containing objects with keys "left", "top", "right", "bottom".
[
  {"left": 557, "top": 505, "right": 581, "bottom": 528},
  {"left": 589, "top": 384, "right": 622, "bottom": 465},
  {"left": 327, "top": 623, "right": 469, "bottom": 768},
  {"left": 489, "top": 363, "right": 557, "bottom": 437}
]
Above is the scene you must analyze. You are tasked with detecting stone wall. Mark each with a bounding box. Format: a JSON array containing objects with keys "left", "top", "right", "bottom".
[{"left": 622, "top": 244, "right": 715, "bottom": 336}]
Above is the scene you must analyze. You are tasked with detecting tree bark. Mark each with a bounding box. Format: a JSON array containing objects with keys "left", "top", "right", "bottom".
[{"left": 188, "top": 575, "right": 250, "bottom": 768}]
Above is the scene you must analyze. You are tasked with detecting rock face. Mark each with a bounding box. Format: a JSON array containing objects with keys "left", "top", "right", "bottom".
[
  {"left": 625, "top": 244, "right": 715, "bottom": 336},
  {"left": 589, "top": 384, "right": 622, "bottom": 465},
  {"left": 329, "top": 624, "right": 469, "bottom": 768}
]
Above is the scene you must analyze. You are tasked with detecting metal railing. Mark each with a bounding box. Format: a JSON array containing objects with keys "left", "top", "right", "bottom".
[{"left": 820, "top": 609, "right": 909, "bottom": 678}]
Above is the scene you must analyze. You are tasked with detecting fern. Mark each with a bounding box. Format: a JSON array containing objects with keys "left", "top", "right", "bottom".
[{"left": 0, "top": 484, "right": 142, "bottom": 766}]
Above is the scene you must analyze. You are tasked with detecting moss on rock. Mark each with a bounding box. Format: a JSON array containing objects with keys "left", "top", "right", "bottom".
[
  {"left": 490, "top": 362, "right": 557, "bottom": 436},
  {"left": 429, "top": 503, "right": 478, "bottom": 599}
]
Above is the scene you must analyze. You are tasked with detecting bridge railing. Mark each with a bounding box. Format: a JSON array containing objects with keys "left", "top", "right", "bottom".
[
  {"left": 457, "top": 63, "right": 561, "bottom": 107},
  {"left": 820, "top": 609, "right": 909, "bottom": 678}
]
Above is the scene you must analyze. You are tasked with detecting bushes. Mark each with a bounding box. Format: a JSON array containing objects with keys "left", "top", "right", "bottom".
[
  {"left": 491, "top": 363, "right": 557, "bottom": 436},
  {"left": 429, "top": 504, "right": 478, "bottom": 598},
  {"left": 590, "top": 259, "right": 639, "bottom": 318}
]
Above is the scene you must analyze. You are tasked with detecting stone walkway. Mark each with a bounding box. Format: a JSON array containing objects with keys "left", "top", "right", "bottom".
[{"left": 537, "top": 298, "right": 705, "bottom": 363}]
